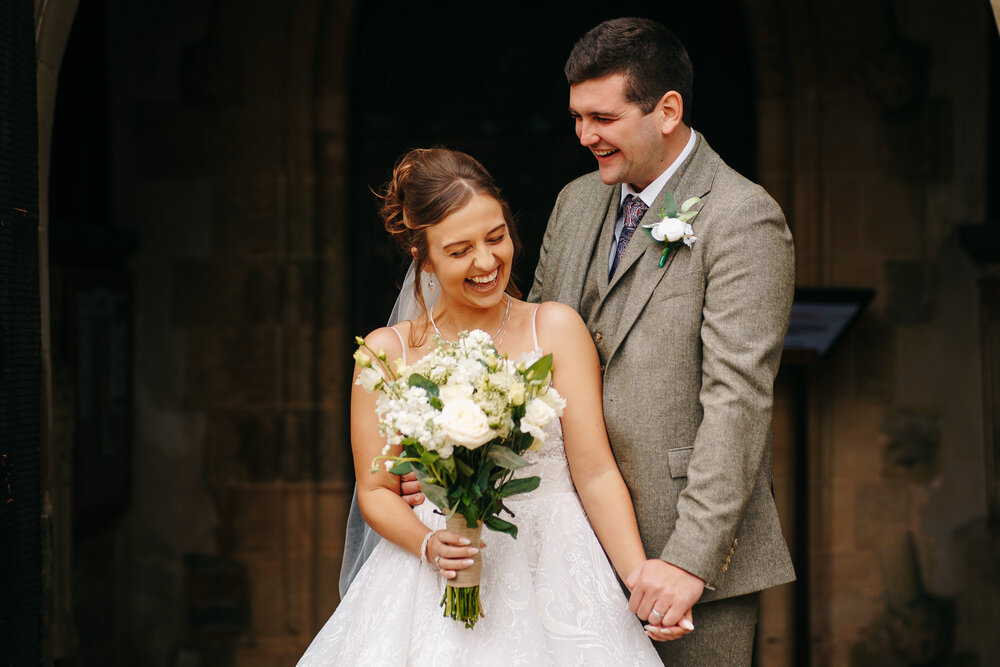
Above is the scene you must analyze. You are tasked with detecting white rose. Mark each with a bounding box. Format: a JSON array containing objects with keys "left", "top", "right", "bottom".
[
  {"left": 356, "top": 367, "right": 383, "bottom": 392},
  {"left": 440, "top": 398, "right": 494, "bottom": 450},
  {"left": 538, "top": 387, "right": 566, "bottom": 415},
  {"left": 523, "top": 396, "right": 557, "bottom": 428},
  {"left": 650, "top": 217, "right": 686, "bottom": 243}
]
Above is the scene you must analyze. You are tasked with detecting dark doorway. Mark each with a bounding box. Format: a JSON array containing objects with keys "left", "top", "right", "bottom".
[{"left": 348, "top": 1, "right": 757, "bottom": 335}]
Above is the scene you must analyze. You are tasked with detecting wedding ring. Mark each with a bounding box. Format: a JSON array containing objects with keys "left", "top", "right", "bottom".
[
  {"left": 433, "top": 555, "right": 442, "bottom": 568},
  {"left": 649, "top": 609, "right": 664, "bottom": 620}
]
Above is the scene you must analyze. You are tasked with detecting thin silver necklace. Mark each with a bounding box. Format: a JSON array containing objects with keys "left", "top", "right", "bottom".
[{"left": 429, "top": 293, "right": 511, "bottom": 344}]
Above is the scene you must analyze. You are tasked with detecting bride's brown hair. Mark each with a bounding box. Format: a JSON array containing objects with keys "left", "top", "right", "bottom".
[{"left": 378, "top": 147, "right": 523, "bottom": 346}]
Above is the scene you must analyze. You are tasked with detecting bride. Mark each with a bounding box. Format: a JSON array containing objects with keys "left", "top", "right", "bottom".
[{"left": 298, "top": 148, "right": 662, "bottom": 665}]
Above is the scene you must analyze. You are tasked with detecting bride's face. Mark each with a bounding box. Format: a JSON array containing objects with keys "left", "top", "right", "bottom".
[{"left": 422, "top": 193, "right": 514, "bottom": 311}]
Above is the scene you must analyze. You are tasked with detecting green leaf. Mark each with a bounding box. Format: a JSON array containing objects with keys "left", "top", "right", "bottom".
[
  {"left": 438, "top": 456, "right": 456, "bottom": 475},
  {"left": 680, "top": 196, "right": 700, "bottom": 213},
  {"left": 508, "top": 431, "right": 534, "bottom": 455},
  {"left": 455, "top": 458, "right": 475, "bottom": 477},
  {"left": 419, "top": 450, "right": 440, "bottom": 467},
  {"left": 523, "top": 354, "right": 553, "bottom": 384},
  {"left": 487, "top": 447, "right": 531, "bottom": 471},
  {"left": 484, "top": 515, "right": 518, "bottom": 538},
  {"left": 389, "top": 461, "right": 413, "bottom": 475},
  {"left": 498, "top": 475, "right": 540, "bottom": 498},
  {"left": 662, "top": 190, "right": 678, "bottom": 218},
  {"left": 640, "top": 225, "right": 657, "bottom": 241},
  {"left": 408, "top": 373, "right": 439, "bottom": 402},
  {"left": 422, "top": 483, "right": 448, "bottom": 510}
]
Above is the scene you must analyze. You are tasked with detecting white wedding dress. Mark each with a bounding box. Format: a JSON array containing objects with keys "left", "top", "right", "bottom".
[{"left": 298, "top": 348, "right": 660, "bottom": 666}]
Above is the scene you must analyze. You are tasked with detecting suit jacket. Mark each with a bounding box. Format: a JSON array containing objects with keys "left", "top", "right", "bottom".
[{"left": 528, "top": 132, "right": 795, "bottom": 601}]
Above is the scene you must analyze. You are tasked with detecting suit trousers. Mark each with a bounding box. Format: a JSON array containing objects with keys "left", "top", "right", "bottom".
[{"left": 653, "top": 592, "right": 760, "bottom": 666}]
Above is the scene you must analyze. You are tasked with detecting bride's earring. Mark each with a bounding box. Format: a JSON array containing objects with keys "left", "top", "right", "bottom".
[{"left": 427, "top": 273, "right": 435, "bottom": 290}]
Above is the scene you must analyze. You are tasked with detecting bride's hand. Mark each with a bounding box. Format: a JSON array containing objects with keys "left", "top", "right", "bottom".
[{"left": 426, "top": 530, "right": 484, "bottom": 580}]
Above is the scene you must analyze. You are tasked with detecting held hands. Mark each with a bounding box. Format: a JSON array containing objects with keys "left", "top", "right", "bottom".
[
  {"left": 400, "top": 471, "right": 425, "bottom": 506},
  {"left": 625, "top": 559, "right": 703, "bottom": 642},
  {"left": 423, "top": 530, "right": 485, "bottom": 580}
]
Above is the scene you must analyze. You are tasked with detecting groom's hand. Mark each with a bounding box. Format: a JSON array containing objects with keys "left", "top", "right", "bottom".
[
  {"left": 399, "top": 471, "right": 424, "bottom": 506},
  {"left": 626, "top": 559, "right": 703, "bottom": 641}
]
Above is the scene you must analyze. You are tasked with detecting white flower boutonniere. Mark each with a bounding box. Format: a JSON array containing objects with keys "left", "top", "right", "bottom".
[{"left": 641, "top": 191, "right": 701, "bottom": 268}]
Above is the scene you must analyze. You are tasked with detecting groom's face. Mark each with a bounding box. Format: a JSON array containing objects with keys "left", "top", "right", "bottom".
[{"left": 569, "top": 73, "right": 666, "bottom": 191}]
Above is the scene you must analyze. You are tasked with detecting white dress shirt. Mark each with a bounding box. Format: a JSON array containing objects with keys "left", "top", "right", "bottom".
[{"left": 608, "top": 130, "right": 698, "bottom": 273}]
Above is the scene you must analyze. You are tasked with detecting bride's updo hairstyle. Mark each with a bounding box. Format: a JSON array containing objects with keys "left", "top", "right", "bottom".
[{"left": 379, "top": 148, "right": 523, "bottom": 343}]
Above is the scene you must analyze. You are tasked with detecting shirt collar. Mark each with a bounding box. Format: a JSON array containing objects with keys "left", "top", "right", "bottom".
[{"left": 620, "top": 129, "right": 697, "bottom": 209}]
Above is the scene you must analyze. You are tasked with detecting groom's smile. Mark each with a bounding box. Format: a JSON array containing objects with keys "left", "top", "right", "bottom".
[{"left": 569, "top": 73, "right": 672, "bottom": 192}]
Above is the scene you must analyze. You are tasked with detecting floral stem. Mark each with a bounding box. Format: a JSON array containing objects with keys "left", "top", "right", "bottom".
[
  {"left": 359, "top": 342, "right": 398, "bottom": 382},
  {"left": 440, "top": 584, "right": 482, "bottom": 629},
  {"left": 659, "top": 246, "right": 671, "bottom": 268}
]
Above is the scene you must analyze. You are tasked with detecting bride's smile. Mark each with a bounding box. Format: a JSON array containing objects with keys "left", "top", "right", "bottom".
[{"left": 421, "top": 192, "right": 514, "bottom": 328}]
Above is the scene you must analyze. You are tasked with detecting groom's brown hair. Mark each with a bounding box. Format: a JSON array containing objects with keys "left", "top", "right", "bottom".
[{"left": 565, "top": 17, "right": 694, "bottom": 125}]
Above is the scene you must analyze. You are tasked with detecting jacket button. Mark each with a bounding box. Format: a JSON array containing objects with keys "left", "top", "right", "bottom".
[{"left": 594, "top": 332, "right": 604, "bottom": 343}]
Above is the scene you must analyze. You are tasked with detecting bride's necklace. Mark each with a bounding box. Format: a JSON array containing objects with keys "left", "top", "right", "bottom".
[{"left": 429, "top": 293, "right": 511, "bottom": 345}]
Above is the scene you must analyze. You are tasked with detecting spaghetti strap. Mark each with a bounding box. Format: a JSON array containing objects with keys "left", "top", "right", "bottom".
[
  {"left": 531, "top": 304, "right": 541, "bottom": 351},
  {"left": 389, "top": 326, "right": 407, "bottom": 365}
]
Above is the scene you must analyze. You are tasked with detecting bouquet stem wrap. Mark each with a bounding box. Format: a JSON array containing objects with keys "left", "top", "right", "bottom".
[{"left": 441, "top": 515, "right": 484, "bottom": 628}]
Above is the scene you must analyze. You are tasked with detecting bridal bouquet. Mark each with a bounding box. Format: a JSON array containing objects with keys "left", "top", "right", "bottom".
[{"left": 354, "top": 329, "right": 564, "bottom": 628}]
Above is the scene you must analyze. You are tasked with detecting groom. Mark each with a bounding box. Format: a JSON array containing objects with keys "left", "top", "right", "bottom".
[{"left": 526, "top": 18, "right": 795, "bottom": 664}]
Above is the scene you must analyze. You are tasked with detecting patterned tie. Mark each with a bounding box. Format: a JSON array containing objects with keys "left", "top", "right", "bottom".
[{"left": 610, "top": 195, "right": 648, "bottom": 279}]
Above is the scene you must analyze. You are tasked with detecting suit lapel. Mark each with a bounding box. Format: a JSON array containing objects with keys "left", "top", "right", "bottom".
[
  {"left": 552, "top": 182, "right": 618, "bottom": 308},
  {"left": 605, "top": 133, "right": 720, "bottom": 363}
]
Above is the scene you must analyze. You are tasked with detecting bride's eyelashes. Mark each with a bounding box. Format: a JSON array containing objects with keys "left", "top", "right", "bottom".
[{"left": 447, "top": 235, "right": 506, "bottom": 259}]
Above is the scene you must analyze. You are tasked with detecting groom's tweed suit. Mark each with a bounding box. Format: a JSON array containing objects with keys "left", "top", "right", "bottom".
[{"left": 528, "top": 133, "right": 795, "bottom": 654}]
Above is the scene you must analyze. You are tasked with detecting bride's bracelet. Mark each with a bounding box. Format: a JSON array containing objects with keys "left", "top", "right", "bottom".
[{"left": 419, "top": 529, "right": 441, "bottom": 571}]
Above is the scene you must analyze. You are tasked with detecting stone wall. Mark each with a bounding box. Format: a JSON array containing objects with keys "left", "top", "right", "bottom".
[
  {"left": 106, "top": 1, "right": 356, "bottom": 663},
  {"left": 747, "top": 0, "right": 998, "bottom": 664}
]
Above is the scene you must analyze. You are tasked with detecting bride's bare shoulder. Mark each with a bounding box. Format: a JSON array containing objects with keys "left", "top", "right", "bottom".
[
  {"left": 533, "top": 301, "right": 591, "bottom": 353},
  {"left": 534, "top": 301, "right": 586, "bottom": 330},
  {"left": 360, "top": 325, "right": 406, "bottom": 362}
]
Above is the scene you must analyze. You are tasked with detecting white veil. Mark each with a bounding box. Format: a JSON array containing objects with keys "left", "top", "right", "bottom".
[
  {"left": 387, "top": 260, "right": 440, "bottom": 326},
  {"left": 340, "top": 259, "right": 438, "bottom": 597}
]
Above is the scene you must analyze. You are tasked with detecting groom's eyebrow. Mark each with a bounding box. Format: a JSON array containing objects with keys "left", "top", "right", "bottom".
[{"left": 569, "top": 106, "right": 621, "bottom": 118}]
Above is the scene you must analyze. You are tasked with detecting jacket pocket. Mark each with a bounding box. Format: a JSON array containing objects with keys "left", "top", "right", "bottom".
[
  {"left": 656, "top": 268, "right": 703, "bottom": 302},
  {"left": 667, "top": 446, "right": 694, "bottom": 479}
]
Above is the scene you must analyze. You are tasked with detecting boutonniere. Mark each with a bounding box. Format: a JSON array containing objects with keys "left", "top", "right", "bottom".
[{"left": 641, "top": 191, "right": 701, "bottom": 268}]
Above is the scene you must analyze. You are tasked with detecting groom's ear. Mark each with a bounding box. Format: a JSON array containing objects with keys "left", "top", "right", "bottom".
[{"left": 657, "top": 90, "right": 684, "bottom": 136}]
